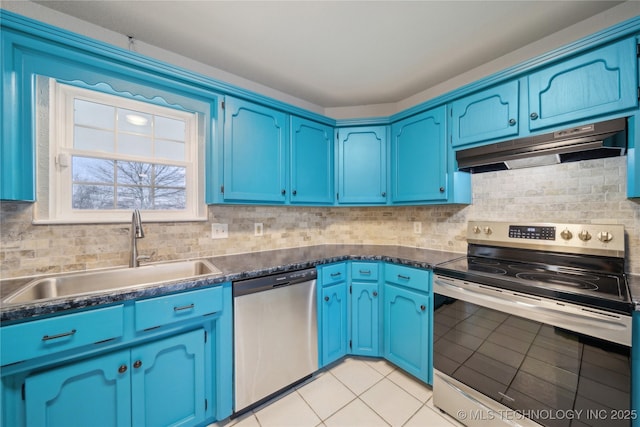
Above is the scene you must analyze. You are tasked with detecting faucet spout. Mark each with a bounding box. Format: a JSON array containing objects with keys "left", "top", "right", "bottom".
[{"left": 129, "top": 209, "right": 145, "bottom": 267}]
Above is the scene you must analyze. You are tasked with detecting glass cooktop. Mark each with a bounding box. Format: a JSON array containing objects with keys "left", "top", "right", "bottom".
[{"left": 434, "top": 255, "right": 632, "bottom": 314}]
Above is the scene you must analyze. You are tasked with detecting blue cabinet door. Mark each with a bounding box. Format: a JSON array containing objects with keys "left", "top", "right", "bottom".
[
  {"left": 451, "top": 80, "right": 519, "bottom": 148},
  {"left": 131, "top": 329, "right": 207, "bottom": 427},
  {"left": 320, "top": 282, "right": 348, "bottom": 367},
  {"left": 528, "top": 37, "right": 638, "bottom": 131},
  {"left": 383, "top": 283, "right": 431, "bottom": 384},
  {"left": 351, "top": 281, "right": 380, "bottom": 357},
  {"left": 391, "top": 106, "right": 448, "bottom": 202},
  {"left": 337, "top": 126, "right": 387, "bottom": 204},
  {"left": 25, "top": 350, "right": 132, "bottom": 427},
  {"left": 290, "top": 116, "right": 334, "bottom": 204},
  {"left": 223, "top": 97, "right": 288, "bottom": 203}
]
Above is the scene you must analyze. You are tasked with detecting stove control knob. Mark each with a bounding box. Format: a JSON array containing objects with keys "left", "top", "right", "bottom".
[
  {"left": 483, "top": 227, "right": 492, "bottom": 235},
  {"left": 578, "top": 230, "right": 592, "bottom": 241},
  {"left": 597, "top": 231, "right": 613, "bottom": 243},
  {"left": 472, "top": 226, "right": 481, "bottom": 234},
  {"left": 560, "top": 229, "right": 573, "bottom": 240}
]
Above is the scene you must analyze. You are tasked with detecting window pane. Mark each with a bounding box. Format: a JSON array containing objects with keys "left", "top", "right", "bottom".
[
  {"left": 118, "top": 134, "right": 153, "bottom": 157},
  {"left": 116, "top": 161, "right": 153, "bottom": 186},
  {"left": 117, "top": 187, "right": 151, "bottom": 210},
  {"left": 73, "top": 184, "right": 114, "bottom": 209},
  {"left": 154, "top": 188, "right": 186, "bottom": 210},
  {"left": 155, "top": 116, "right": 185, "bottom": 141},
  {"left": 72, "top": 157, "right": 114, "bottom": 183},
  {"left": 118, "top": 108, "right": 152, "bottom": 135},
  {"left": 74, "top": 127, "right": 114, "bottom": 152},
  {"left": 155, "top": 165, "right": 186, "bottom": 188},
  {"left": 74, "top": 99, "right": 115, "bottom": 130},
  {"left": 156, "top": 140, "right": 185, "bottom": 161}
]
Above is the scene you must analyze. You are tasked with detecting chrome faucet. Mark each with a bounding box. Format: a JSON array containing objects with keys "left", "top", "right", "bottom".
[{"left": 129, "top": 209, "right": 145, "bottom": 267}]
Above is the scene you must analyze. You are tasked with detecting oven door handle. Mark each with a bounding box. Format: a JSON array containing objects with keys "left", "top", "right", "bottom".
[{"left": 434, "top": 277, "right": 631, "bottom": 346}]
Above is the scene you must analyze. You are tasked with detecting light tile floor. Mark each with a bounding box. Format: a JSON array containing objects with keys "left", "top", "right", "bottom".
[{"left": 212, "top": 357, "right": 465, "bottom": 427}]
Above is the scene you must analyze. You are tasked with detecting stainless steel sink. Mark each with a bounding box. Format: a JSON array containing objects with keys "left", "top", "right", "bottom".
[{"left": 2, "top": 260, "right": 222, "bottom": 304}]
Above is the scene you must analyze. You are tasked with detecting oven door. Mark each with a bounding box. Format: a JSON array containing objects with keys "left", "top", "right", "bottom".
[{"left": 433, "top": 275, "right": 632, "bottom": 427}]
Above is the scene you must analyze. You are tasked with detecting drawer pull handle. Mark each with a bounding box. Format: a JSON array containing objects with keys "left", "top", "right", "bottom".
[
  {"left": 118, "top": 364, "right": 128, "bottom": 374},
  {"left": 398, "top": 274, "right": 411, "bottom": 280},
  {"left": 174, "top": 303, "right": 195, "bottom": 312},
  {"left": 359, "top": 270, "right": 371, "bottom": 275},
  {"left": 42, "top": 329, "right": 76, "bottom": 341},
  {"left": 133, "top": 360, "right": 143, "bottom": 369},
  {"left": 330, "top": 272, "right": 342, "bottom": 277}
]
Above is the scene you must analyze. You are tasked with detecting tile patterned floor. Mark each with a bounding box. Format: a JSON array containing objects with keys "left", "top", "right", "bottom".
[{"left": 212, "top": 357, "right": 464, "bottom": 427}]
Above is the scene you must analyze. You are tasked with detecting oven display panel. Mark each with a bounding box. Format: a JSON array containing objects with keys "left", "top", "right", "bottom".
[{"left": 509, "top": 225, "right": 555, "bottom": 240}]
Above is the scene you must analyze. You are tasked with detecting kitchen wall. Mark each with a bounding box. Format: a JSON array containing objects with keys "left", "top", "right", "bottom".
[{"left": 2, "top": 156, "right": 639, "bottom": 279}]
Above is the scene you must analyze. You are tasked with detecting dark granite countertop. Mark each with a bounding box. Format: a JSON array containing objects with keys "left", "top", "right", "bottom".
[{"left": 0, "top": 245, "right": 464, "bottom": 324}]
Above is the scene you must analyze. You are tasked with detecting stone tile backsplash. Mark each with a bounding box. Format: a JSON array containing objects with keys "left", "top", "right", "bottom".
[{"left": 1, "top": 156, "right": 639, "bottom": 279}]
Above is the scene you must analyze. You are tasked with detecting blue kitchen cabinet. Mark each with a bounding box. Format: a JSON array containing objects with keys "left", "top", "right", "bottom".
[
  {"left": 222, "top": 97, "right": 288, "bottom": 203},
  {"left": 383, "top": 264, "right": 432, "bottom": 384},
  {"left": 450, "top": 80, "right": 519, "bottom": 148},
  {"left": 318, "top": 263, "right": 348, "bottom": 367},
  {"left": 290, "top": 116, "right": 334, "bottom": 204},
  {"left": 628, "top": 111, "right": 640, "bottom": 198},
  {"left": 390, "top": 106, "right": 448, "bottom": 202},
  {"left": 336, "top": 126, "right": 387, "bottom": 204},
  {"left": 24, "top": 329, "right": 207, "bottom": 427},
  {"left": 527, "top": 37, "right": 637, "bottom": 131},
  {"left": 25, "top": 350, "right": 131, "bottom": 427},
  {"left": 350, "top": 262, "right": 381, "bottom": 357}
]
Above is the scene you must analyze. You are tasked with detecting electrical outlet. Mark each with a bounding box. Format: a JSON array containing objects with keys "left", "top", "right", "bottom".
[
  {"left": 413, "top": 221, "right": 422, "bottom": 234},
  {"left": 254, "top": 223, "right": 263, "bottom": 237},
  {"left": 211, "top": 223, "right": 228, "bottom": 239}
]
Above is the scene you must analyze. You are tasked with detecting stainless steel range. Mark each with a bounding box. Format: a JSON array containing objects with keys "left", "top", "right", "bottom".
[{"left": 433, "top": 221, "right": 632, "bottom": 427}]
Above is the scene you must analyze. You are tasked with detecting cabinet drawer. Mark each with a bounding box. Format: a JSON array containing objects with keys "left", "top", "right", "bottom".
[
  {"left": 135, "top": 286, "right": 223, "bottom": 331},
  {"left": 384, "top": 264, "right": 430, "bottom": 292},
  {"left": 1, "top": 305, "right": 124, "bottom": 366},
  {"left": 319, "top": 263, "right": 347, "bottom": 286},
  {"left": 351, "top": 262, "right": 379, "bottom": 281}
]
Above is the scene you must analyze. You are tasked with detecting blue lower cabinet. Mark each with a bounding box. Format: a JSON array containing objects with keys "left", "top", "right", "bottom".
[
  {"left": 351, "top": 281, "right": 381, "bottom": 357},
  {"left": 24, "top": 329, "right": 207, "bottom": 427},
  {"left": 320, "top": 282, "right": 349, "bottom": 367},
  {"left": 25, "top": 350, "right": 132, "bottom": 427},
  {"left": 383, "top": 282, "right": 432, "bottom": 384},
  {"left": 632, "top": 311, "right": 640, "bottom": 426}
]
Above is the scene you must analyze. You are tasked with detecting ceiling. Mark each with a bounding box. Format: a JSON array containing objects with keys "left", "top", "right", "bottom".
[{"left": 30, "top": 1, "right": 626, "bottom": 108}]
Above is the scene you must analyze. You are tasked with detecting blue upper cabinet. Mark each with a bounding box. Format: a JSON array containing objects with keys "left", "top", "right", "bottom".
[
  {"left": 528, "top": 37, "right": 638, "bottom": 131},
  {"left": 390, "top": 106, "right": 447, "bottom": 203},
  {"left": 451, "top": 80, "right": 519, "bottom": 148},
  {"left": 336, "top": 126, "right": 387, "bottom": 204},
  {"left": 290, "top": 117, "right": 334, "bottom": 204},
  {"left": 222, "top": 97, "right": 289, "bottom": 203}
]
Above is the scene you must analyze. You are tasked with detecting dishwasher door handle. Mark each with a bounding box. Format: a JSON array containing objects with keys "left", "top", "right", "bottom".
[{"left": 272, "top": 281, "right": 291, "bottom": 288}]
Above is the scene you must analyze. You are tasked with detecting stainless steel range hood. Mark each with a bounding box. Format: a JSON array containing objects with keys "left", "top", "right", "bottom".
[{"left": 456, "top": 118, "right": 627, "bottom": 173}]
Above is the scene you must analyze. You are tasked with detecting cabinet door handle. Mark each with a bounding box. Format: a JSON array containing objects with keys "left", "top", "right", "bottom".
[
  {"left": 508, "top": 118, "right": 516, "bottom": 126},
  {"left": 281, "top": 189, "right": 286, "bottom": 195},
  {"left": 372, "top": 291, "right": 378, "bottom": 297},
  {"left": 174, "top": 303, "right": 195, "bottom": 312},
  {"left": 381, "top": 192, "right": 386, "bottom": 197},
  {"left": 133, "top": 360, "right": 143, "bottom": 369},
  {"left": 420, "top": 305, "right": 426, "bottom": 311},
  {"left": 324, "top": 296, "right": 330, "bottom": 302},
  {"left": 42, "top": 329, "right": 77, "bottom": 341},
  {"left": 398, "top": 274, "right": 411, "bottom": 280},
  {"left": 530, "top": 112, "right": 539, "bottom": 120},
  {"left": 118, "top": 364, "right": 128, "bottom": 374},
  {"left": 292, "top": 190, "right": 297, "bottom": 196},
  {"left": 439, "top": 187, "right": 445, "bottom": 192}
]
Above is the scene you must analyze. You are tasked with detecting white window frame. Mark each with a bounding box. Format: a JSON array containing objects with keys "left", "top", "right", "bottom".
[{"left": 34, "top": 79, "right": 207, "bottom": 224}]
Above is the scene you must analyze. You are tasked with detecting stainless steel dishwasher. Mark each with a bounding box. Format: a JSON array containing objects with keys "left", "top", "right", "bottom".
[{"left": 233, "top": 268, "right": 318, "bottom": 415}]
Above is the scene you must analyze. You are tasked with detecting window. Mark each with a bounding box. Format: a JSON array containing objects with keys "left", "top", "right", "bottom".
[{"left": 35, "top": 79, "right": 206, "bottom": 223}]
